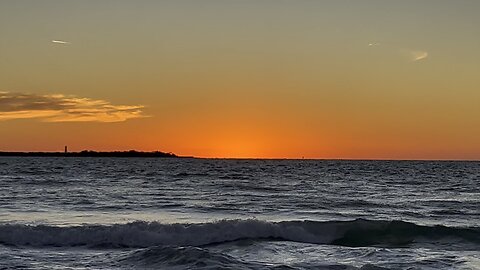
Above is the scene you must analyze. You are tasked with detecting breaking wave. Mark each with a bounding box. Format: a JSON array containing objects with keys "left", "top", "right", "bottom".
[{"left": 0, "top": 219, "right": 478, "bottom": 248}]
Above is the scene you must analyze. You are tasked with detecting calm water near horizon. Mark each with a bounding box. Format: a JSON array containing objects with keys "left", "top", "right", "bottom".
[{"left": 0, "top": 157, "right": 479, "bottom": 269}]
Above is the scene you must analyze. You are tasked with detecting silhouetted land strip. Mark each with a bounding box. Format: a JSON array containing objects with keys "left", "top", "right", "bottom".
[{"left": 0, "top": 150, "right": 178, "bottom": 158}]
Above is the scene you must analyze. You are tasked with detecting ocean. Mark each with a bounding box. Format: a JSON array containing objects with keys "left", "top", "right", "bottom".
[{"left": 0, "top": 157, "right": 478, "bottom": 269}]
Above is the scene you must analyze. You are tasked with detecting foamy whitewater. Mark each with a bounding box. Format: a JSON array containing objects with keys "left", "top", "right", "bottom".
[{"left": 0, "top": 158, "right": 479, "bottom": 269}]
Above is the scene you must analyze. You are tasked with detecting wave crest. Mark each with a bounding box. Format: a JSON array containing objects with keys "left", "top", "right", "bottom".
[{"left": 0, "top": 219, "right": 478, "bottom": 248}]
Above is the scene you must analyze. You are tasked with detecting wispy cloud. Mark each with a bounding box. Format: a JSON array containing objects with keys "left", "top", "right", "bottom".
[
  {"left": 52, "top": 40, "right": 70, "bottom": 45},
  {"left": 408, "top": 50, "right": 428, "bottom": 62},
  {"left": 367, "top": 43, "right": 428, "bottom": 63},
  {"left": 0, "top": 91, "right": 147, "bottom": 122}
]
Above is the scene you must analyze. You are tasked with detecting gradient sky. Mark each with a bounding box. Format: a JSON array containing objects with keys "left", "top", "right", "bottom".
[{"left": 1, "top": 0, "right": 480, "bottom": 159}]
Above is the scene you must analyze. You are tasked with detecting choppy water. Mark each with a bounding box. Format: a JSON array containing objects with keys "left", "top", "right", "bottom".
[{"left": 0, "top": 157, "right": 479, "bottom": 269}]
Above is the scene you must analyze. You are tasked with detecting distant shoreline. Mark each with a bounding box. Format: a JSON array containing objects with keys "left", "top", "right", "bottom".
[
  {"left": 0, "top": 150, "right": 180, "bottom": 158},
  {"left": 0, "top": 152, "right": 477, "bottom": 161}
]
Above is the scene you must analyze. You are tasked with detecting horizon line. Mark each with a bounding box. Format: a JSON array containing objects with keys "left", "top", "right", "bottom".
[{"left": 0, "top": 150, "right": 478, "bottom": 162}]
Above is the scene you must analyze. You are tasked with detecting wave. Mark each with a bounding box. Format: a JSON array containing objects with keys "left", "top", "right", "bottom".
[
  {"left": 0, "top": 219, "right": 478, "bottom": 248},
  {"left": 119, "top": 246, "right": 264, "bottom": 269},
  {"left": 119, "top": 246, "right": 389, "bottom": 270}
]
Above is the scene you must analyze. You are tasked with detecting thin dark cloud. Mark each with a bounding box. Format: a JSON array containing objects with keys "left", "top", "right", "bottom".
[{"left": 0, "top": 91, "right": 147, "bottom": 122}]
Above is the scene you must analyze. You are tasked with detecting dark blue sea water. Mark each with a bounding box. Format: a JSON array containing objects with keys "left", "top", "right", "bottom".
[{"left": 0, "top": 157, "right": 479, "bottom": 269}]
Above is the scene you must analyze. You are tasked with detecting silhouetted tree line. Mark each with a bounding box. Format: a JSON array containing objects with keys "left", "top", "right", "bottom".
[{"left": 0, "top": 150, "right": 178, "bottom": 158}]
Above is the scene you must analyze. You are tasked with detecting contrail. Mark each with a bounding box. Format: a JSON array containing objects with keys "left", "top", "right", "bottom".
[
  {"left": 411, "top": 50, "right": 428, "bottom": 61},
  {"left": 52, "top": 40, "right": 70, "bottom": 45}
]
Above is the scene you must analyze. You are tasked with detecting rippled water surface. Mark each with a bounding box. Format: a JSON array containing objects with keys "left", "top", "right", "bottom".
[{"left": 0, "top": 157, "right": 479, "bottom": 269}]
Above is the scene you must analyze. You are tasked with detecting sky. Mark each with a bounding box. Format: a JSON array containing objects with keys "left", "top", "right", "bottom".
[{"left": 1, "top": 0, "right": 480, "bottom": 159}]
